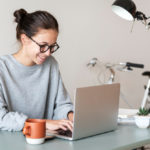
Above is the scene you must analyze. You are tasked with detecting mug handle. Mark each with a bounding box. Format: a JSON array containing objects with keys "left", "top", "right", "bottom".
[{"left": 23, "top": 126, "right": 31, "bottom": 136}]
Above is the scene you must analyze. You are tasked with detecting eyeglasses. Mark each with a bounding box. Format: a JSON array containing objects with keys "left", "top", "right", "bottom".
[{"left": 28, "top": 36, "right": 60, "bottom": 53}]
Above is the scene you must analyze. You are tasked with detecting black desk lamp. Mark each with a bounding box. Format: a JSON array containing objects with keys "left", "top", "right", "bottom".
[{"left": 112, "top": 0, "right": 150, "bottom": 30}]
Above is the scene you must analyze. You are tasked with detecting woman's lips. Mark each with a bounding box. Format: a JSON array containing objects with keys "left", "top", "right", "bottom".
[{"left": 38, "top": 56, "right": 46, "bottom": 62}]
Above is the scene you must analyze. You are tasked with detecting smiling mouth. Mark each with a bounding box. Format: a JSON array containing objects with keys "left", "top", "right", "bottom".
[{"left": 39, "top": 56, "right": 46, "bottom": 62}]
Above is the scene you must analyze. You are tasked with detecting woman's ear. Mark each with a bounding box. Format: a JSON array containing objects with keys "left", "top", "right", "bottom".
[{"left": 20, "top": 34, "right": 30, "bottom": 45}]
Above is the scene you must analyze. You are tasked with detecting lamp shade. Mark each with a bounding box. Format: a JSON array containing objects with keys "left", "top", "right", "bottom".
[{"left": 112, "top": 0, "right": 136, "bottom": 21}]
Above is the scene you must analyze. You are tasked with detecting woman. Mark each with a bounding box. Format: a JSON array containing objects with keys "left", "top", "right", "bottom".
[{"left": 0, "top": 9, "right": 73, "bottom": 132}]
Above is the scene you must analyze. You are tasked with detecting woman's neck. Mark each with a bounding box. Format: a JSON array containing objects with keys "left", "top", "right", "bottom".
[{"left": 13, "top": 49, "right": 36, "bottom": 66}]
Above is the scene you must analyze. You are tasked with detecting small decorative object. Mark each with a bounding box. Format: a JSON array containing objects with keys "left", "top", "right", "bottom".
[{"left": 134, "top": 108, "right": 150, "bottom": 128}]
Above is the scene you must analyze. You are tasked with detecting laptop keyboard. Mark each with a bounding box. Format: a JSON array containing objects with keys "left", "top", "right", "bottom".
[{"left": 57, "top": 129, "right": 72, "bottom": 137}]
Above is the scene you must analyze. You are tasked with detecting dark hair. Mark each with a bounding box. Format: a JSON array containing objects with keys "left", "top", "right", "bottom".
[{"left": 14, "top": 9, "right": 59, "bottom": 40}]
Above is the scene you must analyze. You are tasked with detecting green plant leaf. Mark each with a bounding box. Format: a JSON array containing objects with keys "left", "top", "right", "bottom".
[{"left": 137, "top": 107, "right": 149, "bottom": 116}]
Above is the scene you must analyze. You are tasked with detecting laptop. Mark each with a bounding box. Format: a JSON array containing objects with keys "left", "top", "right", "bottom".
[{"left": 46, "top": 83, "right": 120, "bottom": 140}]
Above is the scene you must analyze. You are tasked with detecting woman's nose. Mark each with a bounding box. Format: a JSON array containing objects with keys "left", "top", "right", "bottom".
[{"left": 44, "top": 49, "right": 51, "bottom": 56}]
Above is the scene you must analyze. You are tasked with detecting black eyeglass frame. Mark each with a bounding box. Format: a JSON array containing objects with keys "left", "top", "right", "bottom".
[{"left": 28, "top": 36, "right": 60, "bottom": 53}]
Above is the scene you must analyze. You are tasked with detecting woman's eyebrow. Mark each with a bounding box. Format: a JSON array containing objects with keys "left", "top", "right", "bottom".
[
  {"left": 41, "top": 42, "right": 56, "bottom": 45},
  {"left": 40, "top": 42, "right": 48, "bottom": 44}
]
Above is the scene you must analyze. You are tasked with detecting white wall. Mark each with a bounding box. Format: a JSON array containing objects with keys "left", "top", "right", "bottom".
[{"left": 0, "top": 0, "right": 150, "bottom": 108}]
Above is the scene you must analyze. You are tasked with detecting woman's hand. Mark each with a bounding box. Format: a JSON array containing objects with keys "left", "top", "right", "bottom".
[
  {"left": 67, "top": 111, "right": 74, "bottom": 122},
  {"left": 46, "top": 119, "right": 73, "bottom": 133}
]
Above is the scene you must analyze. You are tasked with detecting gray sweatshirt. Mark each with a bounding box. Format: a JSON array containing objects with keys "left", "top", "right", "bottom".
[{"left": 0, "top": 54, "right": 73, "bottom": 131}]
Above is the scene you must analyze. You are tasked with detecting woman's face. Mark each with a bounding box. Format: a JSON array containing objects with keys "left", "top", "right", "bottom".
[{"left": 23, "top": 29, "right": 58, "bottom": 65}]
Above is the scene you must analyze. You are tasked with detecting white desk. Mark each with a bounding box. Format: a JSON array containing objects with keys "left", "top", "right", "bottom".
[{"left": 0, "top": 124, "right": 150, "bottom": 150}]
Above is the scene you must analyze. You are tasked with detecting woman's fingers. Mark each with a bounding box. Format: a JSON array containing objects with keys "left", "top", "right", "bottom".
[
  {"left": 58, "top": 124, "right": 68, "bottom": 131},
  {"left": 61, "top": 119, "right": 73, "bottom": 127},
  {"left": 46, "top": 119, "right": 73, "bottom": 132},
  {"left": 59, "top": 120, "right": 73, "bottom": 132},
  {"left": 46, "top": 129, "right": 58, "bottom": 134}
]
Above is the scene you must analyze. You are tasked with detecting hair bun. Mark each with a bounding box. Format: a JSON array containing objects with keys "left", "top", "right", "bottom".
[{"left": 14, "top": 9, "right": 28, "bottom": 23}]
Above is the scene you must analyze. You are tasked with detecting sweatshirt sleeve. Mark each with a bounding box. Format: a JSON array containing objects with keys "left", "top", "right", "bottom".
[
  {"left": 53, "top": 71, "right": 74, "bottom": 120},
  {"left": 0, "top": 85, "right": 28, "bottom": 131}
]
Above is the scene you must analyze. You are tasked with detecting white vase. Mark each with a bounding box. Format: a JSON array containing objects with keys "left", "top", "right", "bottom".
[{"left": 134, "top": 115, "right": 150, "bottom": 128}]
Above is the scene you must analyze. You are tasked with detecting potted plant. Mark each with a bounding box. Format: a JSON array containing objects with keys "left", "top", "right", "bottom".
[{"left": 134, "top": 108, "right": 150, "bottom": 128}]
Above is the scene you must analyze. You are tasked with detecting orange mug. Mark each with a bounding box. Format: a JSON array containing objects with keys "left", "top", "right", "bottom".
[{"left": 23, "top": 119, "right": 46, "bottom": 144}]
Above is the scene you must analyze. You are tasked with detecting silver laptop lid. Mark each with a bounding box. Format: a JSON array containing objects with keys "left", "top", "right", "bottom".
[{"left": 72, "top": 83, "right": 120, "bottom": 140}]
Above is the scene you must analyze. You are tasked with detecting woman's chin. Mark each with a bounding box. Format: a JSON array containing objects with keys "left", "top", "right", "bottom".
[
  {"left": 37, "top": 57, "right": 46, "bottom": 64},
  {"left": 37, "top": 60, "right": 44, "bottom": 65}
]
